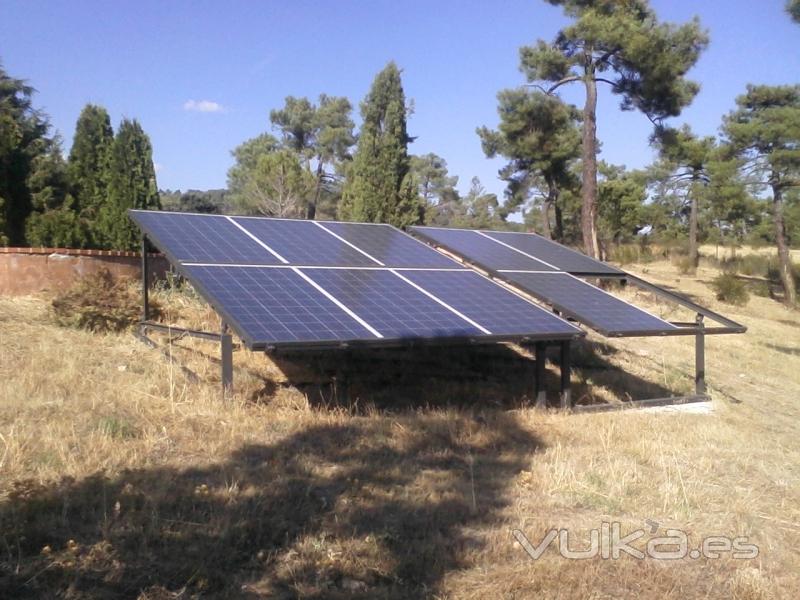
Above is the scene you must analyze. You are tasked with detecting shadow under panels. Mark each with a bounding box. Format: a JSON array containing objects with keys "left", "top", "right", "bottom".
[{"left": 130, "top": 211, "right": 583, "bottom": 350}]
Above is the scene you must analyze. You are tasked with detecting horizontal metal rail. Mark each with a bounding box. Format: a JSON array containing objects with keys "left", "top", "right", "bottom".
[
  {"left": 624, "top": 274, "right": 747, "bottom": 333},
  {"left": 140, "top": 321, "right": 224, "bottom": 343}
]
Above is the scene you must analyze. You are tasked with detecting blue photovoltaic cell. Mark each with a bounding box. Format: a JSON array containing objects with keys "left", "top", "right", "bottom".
[
  {"left": 410, "top": 227, "right": 558, "bottom": 272},
  {"left": 502, "top": 272, "right": 676, "bottom": 335},
  {"left": 131, "top": 211, "right": 280, "bottom": 264},
  {"left": 301, "top": 268, "right": 483, "bottom": 339},
  {"left": 401, "top": 270, "right": 580, "bottom": 336},
  {"left": 321, "top": 222, "right": 460, "bottom": 268},
  {"left": 232, "top": 217, "right": 378, "bottom": 267},
  {"left": 484, "top": 230, "right": 622, "bottom": 275},
  {"left": 184, "top": 266, "right": 376, "bottom": 345}
]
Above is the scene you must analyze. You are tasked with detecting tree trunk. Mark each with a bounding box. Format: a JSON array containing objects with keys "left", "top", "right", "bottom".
[
  {"left": 554, "top": 201, "right": 564, "bottom": 243},
  {"left": 307, "top": 160, "right": 324, "bottom": 220},
  {"left": 581, "top": 71, "right": 600, "bottom": 258},
  {"left": 688, "top": 171, "right": 699, "bottom": 270},
  {"left": 772, "top": 182, "right": 797, "bottom": 306},
  {"left": 541, "top": 176, "right": 555, "bottom": 239}
]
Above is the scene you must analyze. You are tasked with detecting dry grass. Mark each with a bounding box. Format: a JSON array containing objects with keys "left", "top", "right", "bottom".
[{"left": 0, "top": 261, "right": 799, "bottom": 598}]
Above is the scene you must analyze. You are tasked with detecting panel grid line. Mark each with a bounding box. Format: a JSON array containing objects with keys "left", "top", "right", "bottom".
[
  {"left": 225, "top": 216, "right": 289, "bottom": 264},
  {"left": 291, "top": 267, "right": 384, "bottom": 338},
  {"left": 182, "top": 263, "right": 466, "bottom": 271},
  {"left": 476, "top": 230, "right": 560, "bottom": 270},
  {"left": 313, "top": 221, "right": 386, "bottom": 266},
  {"left": 389, "top": 269, "right": 492, "bottom": 335}
]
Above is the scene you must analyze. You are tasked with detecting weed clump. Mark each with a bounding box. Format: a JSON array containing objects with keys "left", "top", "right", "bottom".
[
  {"left": 52, "top": 269, "right": 161, "bottom": 332},
  {"left": 711, "top": 273, "right": 750, "bottom": 306}
]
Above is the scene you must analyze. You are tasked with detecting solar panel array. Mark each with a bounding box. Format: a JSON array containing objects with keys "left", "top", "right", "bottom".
[
  {"left": 410, "top": 226, "right": 679, "bottom": 337},
  {"left": 131, "top": 211, "right": 582, "bottom": 349}
]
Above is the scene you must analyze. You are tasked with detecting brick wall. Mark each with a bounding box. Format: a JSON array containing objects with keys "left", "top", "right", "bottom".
[{"left": 0, "top": 248, "right": 169, "bottom": 296}]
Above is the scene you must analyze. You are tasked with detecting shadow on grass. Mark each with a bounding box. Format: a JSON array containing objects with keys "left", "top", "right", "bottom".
[
  {"left": 0, "top": 413, "right": 539, "bottom": 599},
  {"left": 763, "top": 342, "right": 800, "bottom": 357},
  {"left": 269, "top": 340, "right": 679, "bottom": 411}
]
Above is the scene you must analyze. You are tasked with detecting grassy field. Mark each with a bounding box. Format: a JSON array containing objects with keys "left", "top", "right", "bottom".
[{"left": 1, "top": 259, "right": 799, "bottom": 598}]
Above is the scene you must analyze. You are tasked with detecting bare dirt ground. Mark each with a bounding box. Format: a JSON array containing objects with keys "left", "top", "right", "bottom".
[{"left": 0, "top": 260, "right": 798, "bottom": 598}]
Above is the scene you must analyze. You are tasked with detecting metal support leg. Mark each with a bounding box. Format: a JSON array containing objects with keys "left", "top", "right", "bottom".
[
  {"left": 335, "top": 350, "right": 349, "bottom": 404},
  {"left": 141, "top": 235, "right": 150, "bottom": 322},
  {"left": 221, "top": 322, "right": 233, "bottom": 398},
  {"left": 535, "top": 342, "right": 547, "bottom": 408},
  {"left": 695, "top": 314, "right": 706, "bottom": 396},
  {"left": 560, "top": 340, "right": 571, "bottom": 410}
]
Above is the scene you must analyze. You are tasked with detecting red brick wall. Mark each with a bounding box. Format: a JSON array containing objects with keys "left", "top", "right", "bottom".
[{"left": 0, "top": 248, "right": 169, "bottom": 296}]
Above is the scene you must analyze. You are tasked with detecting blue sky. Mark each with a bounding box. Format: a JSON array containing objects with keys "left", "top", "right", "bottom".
[{"left": 2, "top": 0, "right": 798, "bottom": 201}]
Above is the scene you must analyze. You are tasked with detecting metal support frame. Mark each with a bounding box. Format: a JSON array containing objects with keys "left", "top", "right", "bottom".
[
  {"left": 137, "top": 234, "right": 235, "bottom": 399},
  {"left": 624, "top": 274, "right": 746, "bottom": 334},
  {"left": 221, "top": 322, "right": 233, "bottom": 397},
  {"left": 141, "top": 235, "right": 150, "bottom": 322},
  {"left": 535, "top": 342, "right": 547, "bottom": 408},
  {"left": 695, "top": 314, "right": 706, "bottom": 396},
  {"left": 560, "top": 340, "right": 571, "bottom": 410}
]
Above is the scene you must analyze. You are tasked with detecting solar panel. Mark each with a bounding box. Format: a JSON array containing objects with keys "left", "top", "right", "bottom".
[
  {"left": 321, "top": 221, "right": 459, "bottom": 268},
  {"left": 131, "top": 211, "right": 281, "bottom": 264},
  {"left": 131, "top": 210, "right": 584, "bottom": 349},
  {"left": 400, "top": 270, "right": 579, "bottom": 336},
  {"left": 185, "top": 265, "right": 377, "bottom": 346},
  {"left": 299, "top": 268, "right": 483, "bottom": 339},
  {"left": 409, "top": 226, "right": 559, "bottom": 272},
  {"left": 483, "top": 230, "right": 623, "bottom": 275},
  {"left": 501, "top": 272, "right": 677, "bottom": 336},
  {"left": 231, "top": 217, "right": 378, "bottom": 267}
]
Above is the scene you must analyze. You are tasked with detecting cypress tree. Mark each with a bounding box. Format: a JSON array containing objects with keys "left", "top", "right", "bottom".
[
  {"left": 101, "top": 119, "right": 160, "bottom": 250},
  {"left": 339, "top": 62, "right": 421, "bottom": 227},
  {"left": 0, "top": 63, "right": 51, "bottom": 245},
  {"left": 25, "top": 139, "right": 84, "bottom": 247},
  {"left": 68, "top": 104, "right": 114, "bottom": 246}
]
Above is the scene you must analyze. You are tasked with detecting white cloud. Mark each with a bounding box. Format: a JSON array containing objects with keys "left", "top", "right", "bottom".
[
  {"left": 183, "top": 99, "right": 224, "bottom": 113},
  {"left": 153, "top": 162, "right": 164, "bottom": 173}
]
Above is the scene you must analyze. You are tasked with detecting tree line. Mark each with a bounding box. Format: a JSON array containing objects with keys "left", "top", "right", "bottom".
[
  {"left": 1, "top": 0, "right": 798, "bottom": 304},
  {"left": 0, "top": 67, "right": 159, "bottom": 250}
]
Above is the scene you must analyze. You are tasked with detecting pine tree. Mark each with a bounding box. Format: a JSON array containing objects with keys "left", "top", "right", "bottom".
[
  {"left": 477, "top": 90, "right": 581, "bottom": 241},
  {"left": 339, "top": 62, "right": 421, "bottom": 228},
  {"left": 520, "top": 0, "right": 708, "bottom": 257},
  {"left": 788, "top": 0, "right": 800, "bottom": 24},
  {"left": 723, "top": 84, "right": 800, "bottom": 306},
  {"left": 101, "top": 119, "right": 160, "bottom": 250},
  {"left": 68, "top": 104, "right": 114, "bottom": 246},
  {"left": 650, "top": 125, "right": 716, "bottom": 270}
]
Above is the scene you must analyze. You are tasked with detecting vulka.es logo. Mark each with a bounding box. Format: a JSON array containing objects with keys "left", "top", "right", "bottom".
[{"left": 512, "top": 521, "right": 759, "bottom": 561}]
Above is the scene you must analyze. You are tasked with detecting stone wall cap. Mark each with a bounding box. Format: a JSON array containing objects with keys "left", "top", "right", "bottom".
[{"left": 0, "top": 247, "right": 163, "bottom": 258}]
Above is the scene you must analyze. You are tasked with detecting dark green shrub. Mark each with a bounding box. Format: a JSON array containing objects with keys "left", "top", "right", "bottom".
[
  {"left": 711, "top": 273, "right": 750, "bottom": 306},
  {"left": 750, "top": 280, "right": 771, "bottom": 298}
]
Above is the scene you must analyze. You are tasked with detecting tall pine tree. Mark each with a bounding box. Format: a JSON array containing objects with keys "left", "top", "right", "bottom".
[
  {"left": 520, "top": 0, "right": 708, "bottom": 257},
  {"left": 339, "top": 62, "right": 421, "bottom": 227},
  {"left": 723, "top": 85, "right": 800, "bottom": 307},
  {"left": 68, "top": 104, "right": 114, "bottom": 246},
  {"left": 101, "top": 119, "right": 160, "bottom": 250}
]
